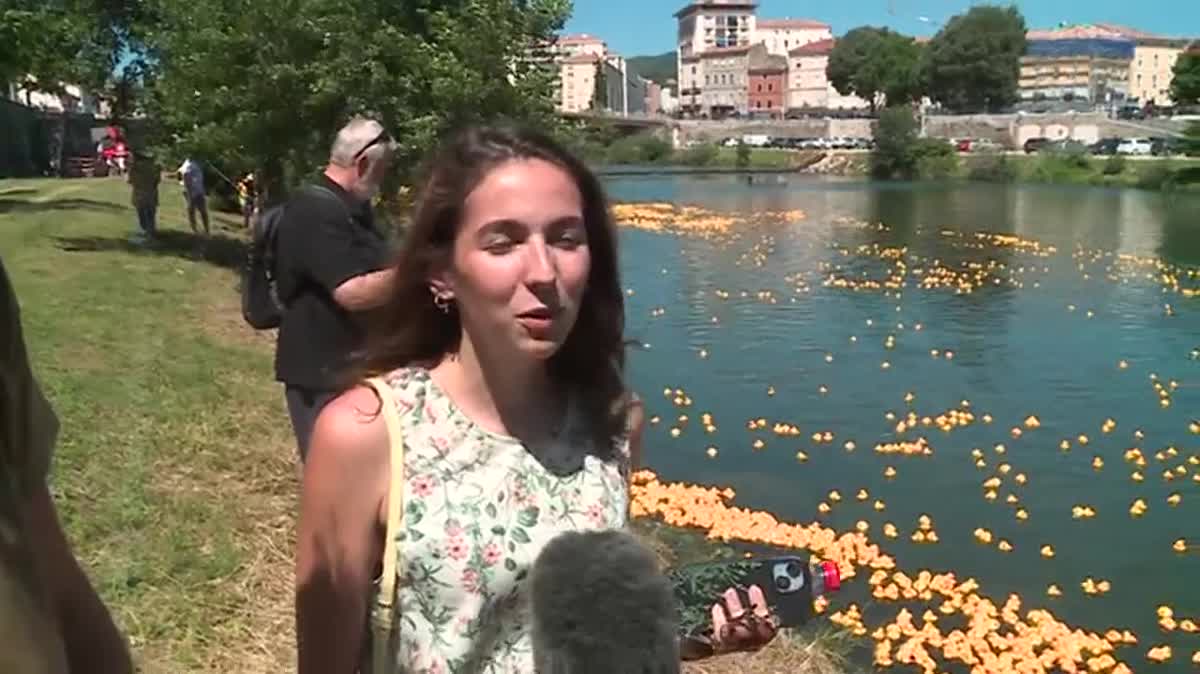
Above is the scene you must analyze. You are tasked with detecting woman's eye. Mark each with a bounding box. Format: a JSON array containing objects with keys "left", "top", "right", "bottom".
[
  {"left": 483, "top": 236, "right": 515, "bottom": 253},
  {"left": 556, "top": 231, "right": 585, "bottom": 248}
]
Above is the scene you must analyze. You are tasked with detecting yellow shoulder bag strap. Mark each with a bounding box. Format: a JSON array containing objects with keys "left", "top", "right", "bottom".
[{"left": 365, "top": 377, "right": 407, "bottom": 674}]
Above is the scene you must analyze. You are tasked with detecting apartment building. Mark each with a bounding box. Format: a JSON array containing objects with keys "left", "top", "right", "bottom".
[
  {"left": 700, "top": 46, "right": 750, "bottom": 117},
  {"left": 673, "top": 1, "right": 839, "bottom": 117},
  {"left": 755, "top": 18, "right": 831, "bottom": 57},
  {"left": 747, "top": 44, "right": 786, "bottom": 117},
  {"left": 1129, "top": 37, "right": 1191, "bottom": 105},
  {"left": 1021, "top": 26, "right": 1137, "bottom": 104},
  {"left": 787, "top": 38, "right": 869, "bottom": 110},
  {"left": 559, "top": 54, "right": 602, "bottom": 112},
  {"left": 674, "top": 1, "right": 756, "bottom": 116},
  {"left": 554, "top": 33, "right": 607, "bottom": 59}
]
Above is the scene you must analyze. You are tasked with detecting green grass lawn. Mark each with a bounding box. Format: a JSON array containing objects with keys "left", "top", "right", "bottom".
[
  {"left": 1, "top": 177, "right": 854, "bottom": 674},
  {"left": 2, "top": 177, "right": 297, "bottom": 672}
]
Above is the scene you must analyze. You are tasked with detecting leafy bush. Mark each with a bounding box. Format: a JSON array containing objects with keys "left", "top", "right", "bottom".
[
  {"left": 605, "top": 133, "right": 673, "bottom": 165},
  {"left": 1136, "top": 163, "right": 1176, "bottom": 190},
  {"left": 676, "top": 144, "right": 719, "bottom": 166},
  {"left": 1102, "top": 154, "right": 1127, "bottom": 176},
  {"left": 913, "top": 138, "right": 958, "bottom": 179},
  {"left": 870, "top": 106, "right": 921, "bottom": 179},
  {"left": 735, "top": 140, "right": 751, "bottom": 168},
  {"left": 967, "top": 153, "right": 1017, "bottom": 181},
  {"left": 1030, "top": 153, "right": 1092, "bottom": 184}
]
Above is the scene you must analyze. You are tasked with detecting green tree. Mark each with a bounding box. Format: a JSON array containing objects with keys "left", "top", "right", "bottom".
[
  {"left": 735, "top": 139, "right": 751, "bottom": 167},
  {"left": 870, "top": 105, "right": 920, "bottom": 178},
  {"left": 592, "top": 60, "right": 608, "bottom": 111},
  {"left": 827, "top": 27, "right": 925, "bottom": 112},
  {"left": 924, "top": 5, "right": 1027, "bottom": 113},
  {"left": 138, "top": 0, "right": 570, "bottom": 201},
  {"left": 1169, "top": 52, "right": 1200, "bottom": 105},
  {"left": 1, "top": 0, "right": 151, "bottom": 115}
]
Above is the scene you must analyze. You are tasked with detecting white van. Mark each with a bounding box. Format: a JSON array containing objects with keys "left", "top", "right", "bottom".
[{"left": 1116, "top": 138, "right": 1153, "bottom": 156}]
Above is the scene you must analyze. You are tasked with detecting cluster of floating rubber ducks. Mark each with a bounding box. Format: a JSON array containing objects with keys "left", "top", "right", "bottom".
[
  {"left": 611, "top": 202, "right": 805, "bottom": 238},
  {"left": 630, "top": 471, "right": 1149, "bottom": 673}
]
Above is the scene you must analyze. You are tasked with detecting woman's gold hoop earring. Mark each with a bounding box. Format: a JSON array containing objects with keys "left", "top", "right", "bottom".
[{"left": 433, "top": 293, "right": 452, "bottom": 314}]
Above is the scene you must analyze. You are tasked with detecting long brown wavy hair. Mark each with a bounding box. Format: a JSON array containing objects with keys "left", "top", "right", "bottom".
[{"left": 355, "top": 124, "right": 629, "bottom": 454}]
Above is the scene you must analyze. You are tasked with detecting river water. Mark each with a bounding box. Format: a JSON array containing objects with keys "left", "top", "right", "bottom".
[{"left": 607, "top": 175, "right": 1200, "bottom": 670}]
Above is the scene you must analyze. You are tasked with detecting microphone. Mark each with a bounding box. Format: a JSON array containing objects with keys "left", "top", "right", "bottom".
[{"left": 530, "top": 529, "right": 681, "bottom": 674}]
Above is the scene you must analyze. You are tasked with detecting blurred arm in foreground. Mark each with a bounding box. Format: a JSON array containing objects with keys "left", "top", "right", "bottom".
[{"left": 1, "top": 255, "right": 133, "bottom": 674}]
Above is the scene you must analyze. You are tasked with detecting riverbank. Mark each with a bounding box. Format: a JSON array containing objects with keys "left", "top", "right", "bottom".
[{"left": 0, "top": 177, "right": 854, "bottom": 673}]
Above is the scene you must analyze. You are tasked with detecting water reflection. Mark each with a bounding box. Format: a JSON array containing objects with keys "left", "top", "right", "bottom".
[{"left": 610, "top": 175, "right": 1200, "bottom": 666}]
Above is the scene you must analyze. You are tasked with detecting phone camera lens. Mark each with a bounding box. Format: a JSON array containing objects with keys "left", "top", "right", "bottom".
[
  {"left": 786, "top": 561, "right": 801, "bottom": 578},
  {"left": 775, "top": 574, "right": 790, "bottom": 591}
]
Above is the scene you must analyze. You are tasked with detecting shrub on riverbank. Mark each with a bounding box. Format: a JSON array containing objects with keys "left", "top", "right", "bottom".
[{"left": 966, "top": 152, "right": 1017, "bottom": 182}]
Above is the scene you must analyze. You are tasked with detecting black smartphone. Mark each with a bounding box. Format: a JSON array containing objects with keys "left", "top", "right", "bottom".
[{"left": 665, "top": 556, "right": 839, "bottom": 640}]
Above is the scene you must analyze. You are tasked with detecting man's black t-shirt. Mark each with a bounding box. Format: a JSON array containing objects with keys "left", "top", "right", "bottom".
[{"left": 273, "top": 175, "right": 388, "bottom": 390}]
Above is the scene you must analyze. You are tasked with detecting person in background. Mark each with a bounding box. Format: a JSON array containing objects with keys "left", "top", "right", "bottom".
[
  {"left": 176, "top": 157, "right": 210, "bottom": 237},
  {"left": 1, "top": 255, "right": 134, "bottom": 674},
  {"left": 273, "top": 118, "right": 397, "bottom": 460},
  {"left": 236, "top": 171, "right": 258, "bottom": 229},
  {"left": 294, "top": 125, "right": 775, "bottom": 674},
  {"left": 127, "top": 149, "right": 161, "bottom": 244}
]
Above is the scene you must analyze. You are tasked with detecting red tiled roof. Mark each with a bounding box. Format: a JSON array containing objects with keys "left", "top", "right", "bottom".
[
  {"left": 674, "top": 1, "right": 757, "bottom": 18},
  {"left": 789, "top": 38, "right": 835, "bottom": 56},
  {"left": 757, "top": 18, "right": 830, "bottom": 30},
  {"left": 557, "top": 33, "right": 605, "bottom": 45}
]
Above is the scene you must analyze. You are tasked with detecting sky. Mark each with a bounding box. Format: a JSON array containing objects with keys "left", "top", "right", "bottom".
[{"left": 563, "top": 0, "right": 1199, "bottom": 56}]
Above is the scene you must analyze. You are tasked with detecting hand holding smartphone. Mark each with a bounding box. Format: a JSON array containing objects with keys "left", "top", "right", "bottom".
[{"left": 666, "top": 556, "right": 841, "bottom": 647}]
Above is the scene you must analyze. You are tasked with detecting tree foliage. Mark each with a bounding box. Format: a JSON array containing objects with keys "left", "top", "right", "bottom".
[
  {"left": 827, "top": 27, "right": 925, "bottom": 112},
  {"left": 870, "top": 105, "right": 956, "bottom": 179},
  {"left": 592, "top": 60, "right": 608, "bottom": 111},
  {"left": 1170, "top": 52, "right": 1200, "bottom": 106},
  {"left": 136, "top": 0, "right": 571, "bottom": 199},
  {"left": 924, "top": 5, "right": 1026, "bottom": 113},
  {"left": 1, "top": 0, "right": 150, "bottom": 110}
]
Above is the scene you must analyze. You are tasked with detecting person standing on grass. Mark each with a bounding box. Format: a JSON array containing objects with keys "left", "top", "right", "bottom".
[
  {"left": 236, "top": 171, "right": 258, "bottom": 229},
  {"left": 273, "top": 118, "right": 397, "bottom": 460},
  {"left": 177, "top": 157, "right": 211, "bottom": 237},
  {"left": 0, "top": 255, "right": 134, "bottom": 674},
  {"left": 128, "top": 149, "right": 161, "bottom": 244},
  {"left": 294, "top": 125, "right": 777, "bottom": 674}
]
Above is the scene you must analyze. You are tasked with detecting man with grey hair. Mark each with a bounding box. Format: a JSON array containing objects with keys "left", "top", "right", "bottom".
[{"left": 273, "top": 117, "right": 398, "bottom": 460}]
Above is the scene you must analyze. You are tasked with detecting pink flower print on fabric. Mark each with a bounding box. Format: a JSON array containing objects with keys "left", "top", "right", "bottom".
[
  {"left": 412, "top": 474, "right": 436, "bottom": 498},
  {"left": 586, "top": 503, "right": 605, "bottom": 527},
  {"left": 482, "top": 542, "right": 503, "bottom": 567},
  {"left": 461, "top": 568, "right": 481, "bottom": 594},
  {"left": 446, "top": 536, "right": 469, "bottom": 561}
]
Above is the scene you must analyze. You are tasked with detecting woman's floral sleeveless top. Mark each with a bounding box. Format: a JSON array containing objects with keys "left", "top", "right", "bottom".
[{"left": 380, "top": 367, "right": 630, "bottom": 674}]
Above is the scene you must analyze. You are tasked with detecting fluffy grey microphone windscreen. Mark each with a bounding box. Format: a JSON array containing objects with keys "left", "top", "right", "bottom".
[{"left": 530, "top": 529, "right": 681, "bottom": 674}]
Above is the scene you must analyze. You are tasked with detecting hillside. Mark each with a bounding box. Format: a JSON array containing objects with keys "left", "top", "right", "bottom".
[{"left": 627, "top": 51, "right": 676, "bottom": 85}]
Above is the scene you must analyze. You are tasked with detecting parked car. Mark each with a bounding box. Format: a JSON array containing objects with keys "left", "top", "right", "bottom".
[
  {"left": 1116, "top": 138, "right": 1153, "bottom": 156},
  {"left": 1046, "top": 139, "right": 1089, "bottom": 154},
  {"left": 1023, "top": 137, "right": 1052, "bottom": 154},
  {"left": 1116, "top": 105, "right": 1146, "bottom": 121},
  {"left": 1089, "top": 137, "right": 1122, "bottom": 155}
]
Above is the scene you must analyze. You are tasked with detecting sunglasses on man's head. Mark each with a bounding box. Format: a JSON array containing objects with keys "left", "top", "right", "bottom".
[{"left": 354, "top": 130, "right": 392, "bottom": 160}]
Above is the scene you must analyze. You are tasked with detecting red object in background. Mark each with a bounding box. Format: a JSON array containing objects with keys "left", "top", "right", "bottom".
[{"left": 957, "top": 138, "right": 973, "bottom": 153}]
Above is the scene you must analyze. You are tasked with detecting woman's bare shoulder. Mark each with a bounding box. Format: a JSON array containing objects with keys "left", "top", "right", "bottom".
[{"left": 309, "top": 385, "right": 391, "bottom": 469}]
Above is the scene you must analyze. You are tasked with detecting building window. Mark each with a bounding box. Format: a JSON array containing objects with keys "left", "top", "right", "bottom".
[
  {"left": 757, "top": 83, "right": 762, "bottom": 92},
  {"left": 768, "top": 83, "right": 773, "bottom": 92}
]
